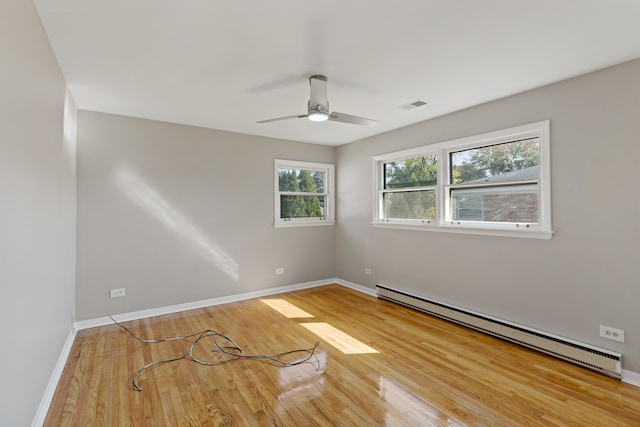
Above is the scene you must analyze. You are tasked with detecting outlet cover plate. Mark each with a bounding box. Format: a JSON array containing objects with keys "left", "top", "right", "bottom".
[
  {"left": 110, "top": 288, "right": 126, "bottom": 298},
  {"left": 600, "top": 325, "right": 624, "bottom": 342}
]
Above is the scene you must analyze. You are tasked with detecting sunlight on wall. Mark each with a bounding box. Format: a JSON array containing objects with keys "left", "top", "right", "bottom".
[
  {"left": 63, "top": 89, "right": 77, "bottom": 160},
  {"left": 261, "top": 299, "right": 315, "bottom": 318},
  {"left": 301, "top": 323, "right": 379, "bottom": 354},
  {"left": 113, "top": 165, "right": 239, "bottom": 281}
]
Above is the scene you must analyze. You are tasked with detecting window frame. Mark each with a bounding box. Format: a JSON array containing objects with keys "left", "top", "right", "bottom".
[
  {"left": 372, "top": 121, "right": 552, "bottom": 239},
  {"left": 274, "top": 159, "right": 335, "bottom": 228}
]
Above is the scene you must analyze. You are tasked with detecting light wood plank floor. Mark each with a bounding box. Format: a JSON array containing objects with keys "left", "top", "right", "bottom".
[{"left": 46, "top": 284, "right": 640, "bottom": 426}]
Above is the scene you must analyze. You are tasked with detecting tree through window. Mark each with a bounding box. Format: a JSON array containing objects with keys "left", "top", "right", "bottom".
[
  {"left": 449, "top": 138, "right": 540, "bottom": 223},
  {"left": 373, "top": 121, "right": 552, "bottom": 239},
  {"left": 275, "top": 160, "right": 335, "bottom": 227},
  {"left": 383, "top": 155, "right": 437, "bottom": 221}
]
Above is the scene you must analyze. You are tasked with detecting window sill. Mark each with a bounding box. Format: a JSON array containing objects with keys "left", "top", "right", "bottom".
[
  {"left": 371, "top": 221, "right": 553, "bottom": 239},
  {"left": 275, "top": 220, "right": 336, "bottom": 228}
]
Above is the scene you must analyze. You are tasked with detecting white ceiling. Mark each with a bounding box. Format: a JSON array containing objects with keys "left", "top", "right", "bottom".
[{"left": 34, "top": 1, "right": 640, "bottom": 146}]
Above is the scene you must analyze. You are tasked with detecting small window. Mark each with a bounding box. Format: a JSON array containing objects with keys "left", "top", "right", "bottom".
[
  {"left": 373, "top": 121, "right": 552, "bottom": 239},
  {"left": 275, "top": 159, "right": 335, "bottom": 227}
]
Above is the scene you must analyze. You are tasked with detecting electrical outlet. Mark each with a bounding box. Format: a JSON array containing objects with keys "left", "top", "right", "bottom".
[
  {"left": 275, "top": 268, "right": 284, "bottom": 275},
  {"left": 364, "top": 268, "right": 372, "bottom": 274},
  {"left": 600, "top": 325, "right": 624, "bottom": 342},
  {"left": 110, "top": 288, "right": 126, "bottom": 298}
]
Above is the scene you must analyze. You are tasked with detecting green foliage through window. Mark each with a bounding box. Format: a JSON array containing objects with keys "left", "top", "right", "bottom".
[
  {"left": 450, "top": 138, "right": 540, "bottom": 184},
  {"left": 278, "top": 168, "right": 325, "bottom": 218},
  {"left": 373, "top": 121, "right": 551, "bottom": 237},
  {"left": 383, "top": 155, "right": 437, "bottom": 220},
  {"left": 384, "top": 155, "right": 437, "bottom": 189}
]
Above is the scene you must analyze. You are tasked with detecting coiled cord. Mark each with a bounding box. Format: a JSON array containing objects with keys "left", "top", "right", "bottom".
[{"left": 107, "top": 315, "right": 320, "bottom": 391}]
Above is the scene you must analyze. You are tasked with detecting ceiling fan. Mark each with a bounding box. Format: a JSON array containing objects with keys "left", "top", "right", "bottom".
[{"left": 257, "top": 75, "right": 378, "bottom": 127}]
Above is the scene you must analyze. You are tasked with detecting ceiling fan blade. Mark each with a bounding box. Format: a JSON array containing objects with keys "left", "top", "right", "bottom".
[
  {"left": 248, "top": 75, "right": 304, "bottom": 94},
  {"left": 257, "top": 114, "right": 308, "bottom": 124},
  {"left": 328, "top": 112, "right": 378, "bottom": 127}
]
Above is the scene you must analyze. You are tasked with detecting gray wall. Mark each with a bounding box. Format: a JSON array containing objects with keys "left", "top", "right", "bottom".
[
  {"left": 336, "top": 58, "right": 640, "bottom": 372},
  {"left": 0, "top": 1, "right": 77, "bottom": 425},
  {"left": 76, "top": 112, "right": 336, "bottom": 317}
]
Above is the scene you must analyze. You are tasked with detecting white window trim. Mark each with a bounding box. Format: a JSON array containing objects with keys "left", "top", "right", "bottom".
[
  {"left": 274, "top": 159, "right": 335, "bottom": 228},
  {"left": 372, "top": 121, "right": 553, "bottom": 239}
]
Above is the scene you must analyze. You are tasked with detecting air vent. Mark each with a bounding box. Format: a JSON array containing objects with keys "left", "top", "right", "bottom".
[{"left": 399, "top": 100, "right": 428, "bottom": 110}]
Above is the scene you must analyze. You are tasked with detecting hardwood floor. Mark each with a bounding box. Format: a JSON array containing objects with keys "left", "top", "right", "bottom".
[{"left": 46, "top": 284, "right": 640, "bottom": 426}]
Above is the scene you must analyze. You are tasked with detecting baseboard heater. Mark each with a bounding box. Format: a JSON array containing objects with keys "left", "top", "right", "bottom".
[{"left": 376, "top": 284, "right": 622, "bottom": 379}]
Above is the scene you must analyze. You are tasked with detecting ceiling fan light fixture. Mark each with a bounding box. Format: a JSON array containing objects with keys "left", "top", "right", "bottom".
[
  {"left": 257, "top": 74, "right": 377, "bottom": 126},
  {"left": 308, "top": 110, "right": 329, "bottom": 122}
]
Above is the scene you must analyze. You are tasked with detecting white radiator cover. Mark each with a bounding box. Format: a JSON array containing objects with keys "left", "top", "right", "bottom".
[{"left": 376, "top": 285, "right": 622, "bottom": 379}]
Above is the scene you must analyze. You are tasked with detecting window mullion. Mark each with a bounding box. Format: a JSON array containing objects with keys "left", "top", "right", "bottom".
[
  {"left": 448, "top": 179, "right": 538, "bottom": 191},
  {"left": 381, "top": 186, "right": 435, "bottom": 194},
  {"left": 438, "top": 146, "right": 448, "bottom": 226},
  {"left": 280, "top": 191, "right": 328, "bottom": 197}
]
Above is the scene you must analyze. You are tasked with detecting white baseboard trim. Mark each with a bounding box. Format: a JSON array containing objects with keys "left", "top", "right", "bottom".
[
  {"left": 74, "top": 278, "right": 337, "bottom": 330},
  {"left": 623, "top": 369, "right": 640, "bottom": 388},
  {"left": 32, "top": 327, "right": 77, "bottom": 427},
  {"left": 333, "top": 278, "right": 377, "bottom": 297}
]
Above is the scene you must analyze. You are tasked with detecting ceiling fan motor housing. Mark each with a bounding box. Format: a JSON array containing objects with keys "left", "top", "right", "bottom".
[{"left": 308, "top": 75, "right": 330, "bottom": 117}]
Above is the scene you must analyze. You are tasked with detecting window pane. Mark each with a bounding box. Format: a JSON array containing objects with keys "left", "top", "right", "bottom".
[
  {"left": 450, "top": 138, "right": 540, "bottom": 185},
  {"left": 278, "top": 168, "right": 325, "bottom": 193},
  {"left": 384, "top": 155, "right": 437, "bottom": 189},
  {"left": 383, "top": 190, "right": 435, "bottom": 220},
  {"left": 451, "top": 184, "right": 538, "bottom": 223},
  {"left": 281, "top": 195, "right": 326, "bottom": 218}
]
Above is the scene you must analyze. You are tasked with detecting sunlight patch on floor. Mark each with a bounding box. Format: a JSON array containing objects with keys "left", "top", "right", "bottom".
[
  {"left": 301, "top": 323, "right": 378, "bottom": 354},
  {"left": 261, "top": 299, "right": 315, "bottom": 318}
]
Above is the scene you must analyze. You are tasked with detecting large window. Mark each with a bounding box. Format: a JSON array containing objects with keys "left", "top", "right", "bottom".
[
  {"left": 373, "top": 121, "right": 552, "bottom": 239},
  {"left": 275, "top": 159, "right": 335, "bottom": 227}
]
